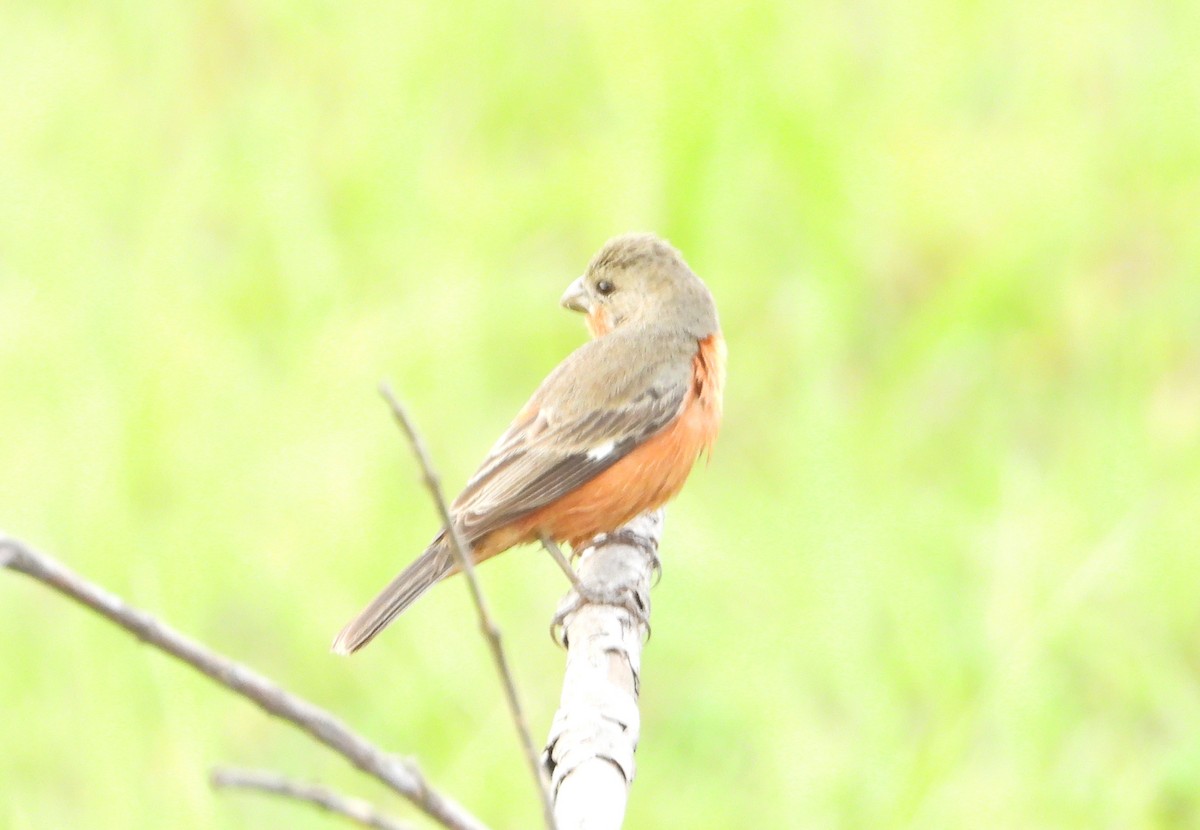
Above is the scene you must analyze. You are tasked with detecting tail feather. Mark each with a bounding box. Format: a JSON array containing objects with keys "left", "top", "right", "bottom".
[{"left": 332, "top": 541, "right": 454, "bottom": 655}]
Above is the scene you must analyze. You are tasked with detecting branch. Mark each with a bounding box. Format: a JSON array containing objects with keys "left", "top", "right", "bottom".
[
  {"left": 541, "top": 510, "right": 663, "bottom": 830},
  {"left": 379, "top": 384, "right": 557, "bottom": 830},
  {"left": 0, "top": 535, "right": 489, "bottom": 830},
  {"left": 211, "top": 767, "right": 415, "bottom": 830}
]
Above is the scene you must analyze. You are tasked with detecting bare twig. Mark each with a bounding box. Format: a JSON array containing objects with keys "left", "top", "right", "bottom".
[
  {"left": 211, "top": 767, "right": 415, "bottom": 830},
  {"left": 542, "top": 511, "right": 663, "bottom": 830},
  {"left": 0, "top": 535, "right": 489, "bottom": 830},
  {"left": 379, "top": 383, "right": 557, "bottom": 830}
]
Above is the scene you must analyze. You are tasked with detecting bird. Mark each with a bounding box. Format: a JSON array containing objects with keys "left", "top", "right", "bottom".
[{"left": 332, "top": 233, "right": 725, "bottom": 654}]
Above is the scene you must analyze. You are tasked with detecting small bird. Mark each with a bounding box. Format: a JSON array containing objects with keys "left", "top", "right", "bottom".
[{"left": 333, "top": 233, "right": 725, "bottom": 654}]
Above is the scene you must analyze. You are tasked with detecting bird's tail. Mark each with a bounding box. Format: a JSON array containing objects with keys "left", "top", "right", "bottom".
[{"left": 332, "top": 538, "right": 455, "bottom": 655}]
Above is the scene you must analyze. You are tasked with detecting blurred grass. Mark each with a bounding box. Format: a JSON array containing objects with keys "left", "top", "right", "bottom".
[{"left": 2, "top": 0, "right": 1199, "bottom": 828}]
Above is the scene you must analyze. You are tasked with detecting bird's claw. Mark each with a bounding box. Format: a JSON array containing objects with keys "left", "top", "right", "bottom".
[
  {"left": 589, "top": 529, "right": 662, "bottom": 586},
  {"left": 549, "top": 582, "right": 651, "bottom": 648}
]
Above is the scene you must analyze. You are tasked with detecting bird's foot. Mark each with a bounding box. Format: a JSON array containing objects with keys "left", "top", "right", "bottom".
[
  {"left": 539, "top": 532, "right": 582, "bottom": 588},
  {"left": 586, "top": 529, "right": 663, "bottom": 586},
  {"left": 549, "top": 580, "right": 651, "bottom": 648}
]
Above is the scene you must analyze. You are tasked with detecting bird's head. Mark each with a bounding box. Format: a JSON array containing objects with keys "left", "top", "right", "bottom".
[{"left": 560, "top": 233, "right": 719, "bottom": 339}]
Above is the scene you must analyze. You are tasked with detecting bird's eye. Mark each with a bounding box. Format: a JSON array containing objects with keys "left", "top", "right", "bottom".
[{"left": 596, "top": 279, "right": 615, "bottom": 296}]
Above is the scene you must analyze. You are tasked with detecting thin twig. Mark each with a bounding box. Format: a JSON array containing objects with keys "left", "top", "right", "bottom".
[
  {"left": 0, "top": 535, "right": 488, "bottom": 830},
  {"left": 211, "top": 767, "right": 415, "bottom": 830},
  {"left": 379, "top": 383, "right": 557, "bottom": 830}
]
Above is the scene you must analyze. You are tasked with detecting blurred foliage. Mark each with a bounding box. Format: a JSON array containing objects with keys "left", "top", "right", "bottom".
[{"left": 2, "top": 0, "right": 1199, "bottom": 828}]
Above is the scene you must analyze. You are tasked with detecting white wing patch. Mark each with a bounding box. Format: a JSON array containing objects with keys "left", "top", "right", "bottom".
[{"left": 586, "top": 440, "right": 616, "bottom": 461}]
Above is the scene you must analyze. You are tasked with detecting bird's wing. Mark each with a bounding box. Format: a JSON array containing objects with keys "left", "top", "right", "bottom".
[{"left": 451, "top": 335, "right": 694, "bottom": 541}]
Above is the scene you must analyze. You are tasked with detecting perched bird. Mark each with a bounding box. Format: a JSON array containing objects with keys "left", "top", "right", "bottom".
[{"left": 333, "top": 233, "right": 725, "bottom": 654}]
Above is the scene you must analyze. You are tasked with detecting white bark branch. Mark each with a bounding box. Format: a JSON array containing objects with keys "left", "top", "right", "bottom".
[
  {"left": 541, "top": 510, "right": 662, "bottom": 830},
  {"left": 0, "top": 535, "right": 489, "bottom": 830}
]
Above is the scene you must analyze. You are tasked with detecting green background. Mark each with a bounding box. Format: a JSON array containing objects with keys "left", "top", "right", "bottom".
[{"left": 2, "top": 1, "right": 1199, "bottom": 828}]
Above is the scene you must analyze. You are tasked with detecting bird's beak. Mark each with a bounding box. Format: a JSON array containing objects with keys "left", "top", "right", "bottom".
[{"left": 560, "top": 275, "right": 591, "bottom": 313}]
